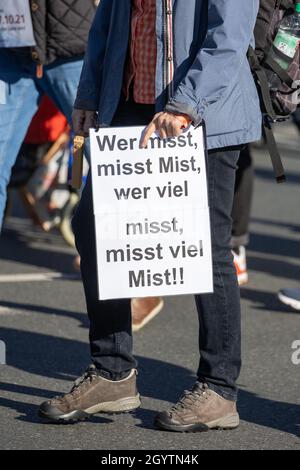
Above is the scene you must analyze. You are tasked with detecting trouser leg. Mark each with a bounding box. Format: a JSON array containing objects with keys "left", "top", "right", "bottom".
[
  {"left": 41, "top": 57, "right": 84, "bottom": 124},
  {"left": 0, "top": 51, "right": 40, "bottom": 228},
  {"left": 72, "top": 98, "right": 155, "bottom": 379},
  {"left": 72, "top": 175, "right": 136, "bottom": 380},
  {"left": 195, "top": 148, "right": 241, "bottom": 401},
  {"left": 231, "top": 145, "right": 254, "bottom": 249}
]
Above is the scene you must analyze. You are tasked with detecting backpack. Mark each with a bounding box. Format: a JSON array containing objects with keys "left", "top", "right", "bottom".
[{"left": 248, "top": 0, "right": 300, "bottom": 183}]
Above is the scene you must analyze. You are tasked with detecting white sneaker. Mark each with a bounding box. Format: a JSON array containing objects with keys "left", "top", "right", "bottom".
[
  {"left": 232, "top": 246, "right": 248, "bottom": 286},
  {"left": 278, "top": 288, "right": 300, "bottom": 311}
]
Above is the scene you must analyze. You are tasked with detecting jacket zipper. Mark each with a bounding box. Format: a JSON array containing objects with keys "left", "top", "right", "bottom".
[{"left": 162, "top": 0, "right": 174, "bottom": 101}]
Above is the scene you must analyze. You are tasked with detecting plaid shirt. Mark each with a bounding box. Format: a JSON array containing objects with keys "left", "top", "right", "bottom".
[{"left": 123, "top": 0, "right": 157, "bottom": 104}]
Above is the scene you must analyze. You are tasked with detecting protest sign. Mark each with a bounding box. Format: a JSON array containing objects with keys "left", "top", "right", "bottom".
[
  {"left": 0, "top": 0, "right": 36, "bottom": 48},
  {"left": 90, "top": 125, "right": 213, "bottom": 300}
]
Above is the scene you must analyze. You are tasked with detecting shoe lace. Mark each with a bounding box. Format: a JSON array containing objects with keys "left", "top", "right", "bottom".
[
  {"left": 171, "top": 382, "right": 211, "bottom": 412},
  {"left": 68, "top": 365, "right": 98, "bottom": 396},
  {"left": 50, "top": 365, "right": 98, "bottom": 402},
  {"left": 54, "top": 364, "right": 97, "bottom": 400}
]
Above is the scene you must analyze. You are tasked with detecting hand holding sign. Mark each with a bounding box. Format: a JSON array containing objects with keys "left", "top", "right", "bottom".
[{"left": 140, "top": 112, "right": 191, "bottom": 147}]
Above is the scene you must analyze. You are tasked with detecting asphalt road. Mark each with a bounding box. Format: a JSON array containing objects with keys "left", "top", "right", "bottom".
[{"left": 0, "top": 125, "right": 299, "bottom": 450}]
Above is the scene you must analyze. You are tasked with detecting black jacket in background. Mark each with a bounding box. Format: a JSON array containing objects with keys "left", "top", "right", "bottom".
[{"left": 29, "top": 0, "right": 97, "bottom": 65}]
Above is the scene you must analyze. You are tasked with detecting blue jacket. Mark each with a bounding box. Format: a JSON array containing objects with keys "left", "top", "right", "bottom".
[{"left": 75, "top": 0, "right": 262, "bottom": 149}]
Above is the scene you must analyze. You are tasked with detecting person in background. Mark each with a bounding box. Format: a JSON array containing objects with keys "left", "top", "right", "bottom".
[
  {"left": 24, "top": 95, "right": 68, "bottom": 151},
  {"left": 0, "top": 0, "right": 97, "bottom": 230},
  {"left": 131, "top": 296, "right": 164, "bottom": 332},
  {"left": 231, "top": 105, "right": 300, "bottom": 288},
  {"left": 231, "top": 145, "right": 254, "bottom": 286},
  {"left": 7, "top": 95, "right": 69, "bottom": 229},
  {"left": 39, "top": 0, "right": 262, "bottom": 433},
  {"left": 277, "top": 107, "right": 300, "bottom": 312},
  {"left": 0, "top": 0, "right": 160, "bottom": 328}
]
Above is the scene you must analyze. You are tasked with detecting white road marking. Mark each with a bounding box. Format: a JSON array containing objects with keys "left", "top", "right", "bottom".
[
  {"left": 0, "top": 272, "right": 79, "bottom": 283},
  {"left": 0, "top": 307, "right": 28, "bottom": 315},
  {"left": 0, "top": 306, "right": 12, "bottom": 314}
]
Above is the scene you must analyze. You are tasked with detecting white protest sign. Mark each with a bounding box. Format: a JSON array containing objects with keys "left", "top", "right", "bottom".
[
  {"left": 0, "top": 0, "right": 36, "bottom": 48},
  {"left": 90, "top": 125, "right": 213, "bottom": 300}
]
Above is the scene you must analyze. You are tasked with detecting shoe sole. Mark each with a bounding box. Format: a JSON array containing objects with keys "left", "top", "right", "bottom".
[
  {"left": 237, "top": 272, "right": 248, "bottom": 286},
  {"left": 154, "top": 413, "right": 240, "bottom": 433},
  {"left": 132, "top": 300, "right": 164, "bottom": 332},
  {"left": 278, "top": 293, "right": 300, "bottom": 311},
  {"left": 38, "top": 394, "right": 141, "bottom": 424}
]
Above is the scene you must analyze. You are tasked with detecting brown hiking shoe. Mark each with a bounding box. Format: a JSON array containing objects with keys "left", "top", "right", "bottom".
[
  {"left": 131, "top": 297, "right": 164, "bottom": 332},
  {"left": 38, "top": 365, "right": 140, "bottom": 423},
  {"left": 154, "top": 382, "right": 239, "bottom": 432}
]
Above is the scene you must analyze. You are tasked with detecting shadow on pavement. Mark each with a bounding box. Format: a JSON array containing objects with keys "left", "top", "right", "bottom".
[
  {"left": 0, "top": 327, "right": 299, "bottom": 436},
  {"left": 241, "top": 287, "right": 300, "bottom": 314},
  {"left": 255, "top": 168, "right": 300, "bottom": 184},
  {"left": 250, "top": 232, "right": 300, "bottom": 259},
  {"left": 0, "top": 327, "right": 194, "bottom": 402},
  {"left": 0, "top": 300, "right": 89, "bottom": 328},
  {"left": 247, "top": 255, "right": 300, "bottom": 281},
  {"left": 0, "top": 394, "right": 113, "bottom": 425},
  {"left": 1, "top": 287, "right": 298, "bottom": 337},
  {"left": 0, "top": 228, "right": 76, "bottom": 273},
  {"left": 238, "top": 390, "right": 300, "bottom": 438},
  {"left": 251, "top": 217, "right": 300, "bottom": 234}
]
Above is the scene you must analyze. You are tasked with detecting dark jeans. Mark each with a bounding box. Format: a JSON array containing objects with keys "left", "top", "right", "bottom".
[
  {"left": 231, "top": 145, "right": 254, "bottom": 249},
  {"left": 72, "top": 98, "right": 241, "bottom": 401}
]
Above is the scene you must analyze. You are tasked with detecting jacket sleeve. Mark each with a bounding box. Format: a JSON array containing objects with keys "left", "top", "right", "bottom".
[
  {"left": 74, "top": 0, "right": 113, "bottom": 111},
  {"left": 165, "top": 0, "right": 259, "bottom": 126}
]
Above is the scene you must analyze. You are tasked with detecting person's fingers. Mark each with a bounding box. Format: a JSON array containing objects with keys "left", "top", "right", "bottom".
[
  {"left": 140, "top": 121, "right": 156, "bottom": 148},
  {"left": 83, "top": 111, "right": 97, "bottom": 137},
  {"left": 160, "top": 113, "right": 183, "bottom": 137},
  {"left": 140, "top": 112, "right": 185, "bottom": 146},
  {"left": 173, "top": 122, "right": 184, "bottom": 136},
  {"left": 88, "top": 110, "right": 97, "bottom": 127},
  {"left": 140, "top": 112, "right": 164, "bottom": 148},
  {"left": 156, "top": 114, "right": 168, "bottom": 138},
  {"left": 165, "top": 120, "right": 180, "bottom": 137},
  {"left": 159, "top": 126, "right": 168, "bottom": 140},
  {"left": 82, "top": 120, "right": 89, "bottom": 138},
  {"left": 181, "top": 120, "right": 190, "bottom": 129},
  {"left": 165, "top": 120, "right": 173, "bottom": 137},
  {"left": 174, "top": 115, "right": 191, "bottom": 129},
  {"left": 72, "top": 109, "right": 85, "bottom": 136}
]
